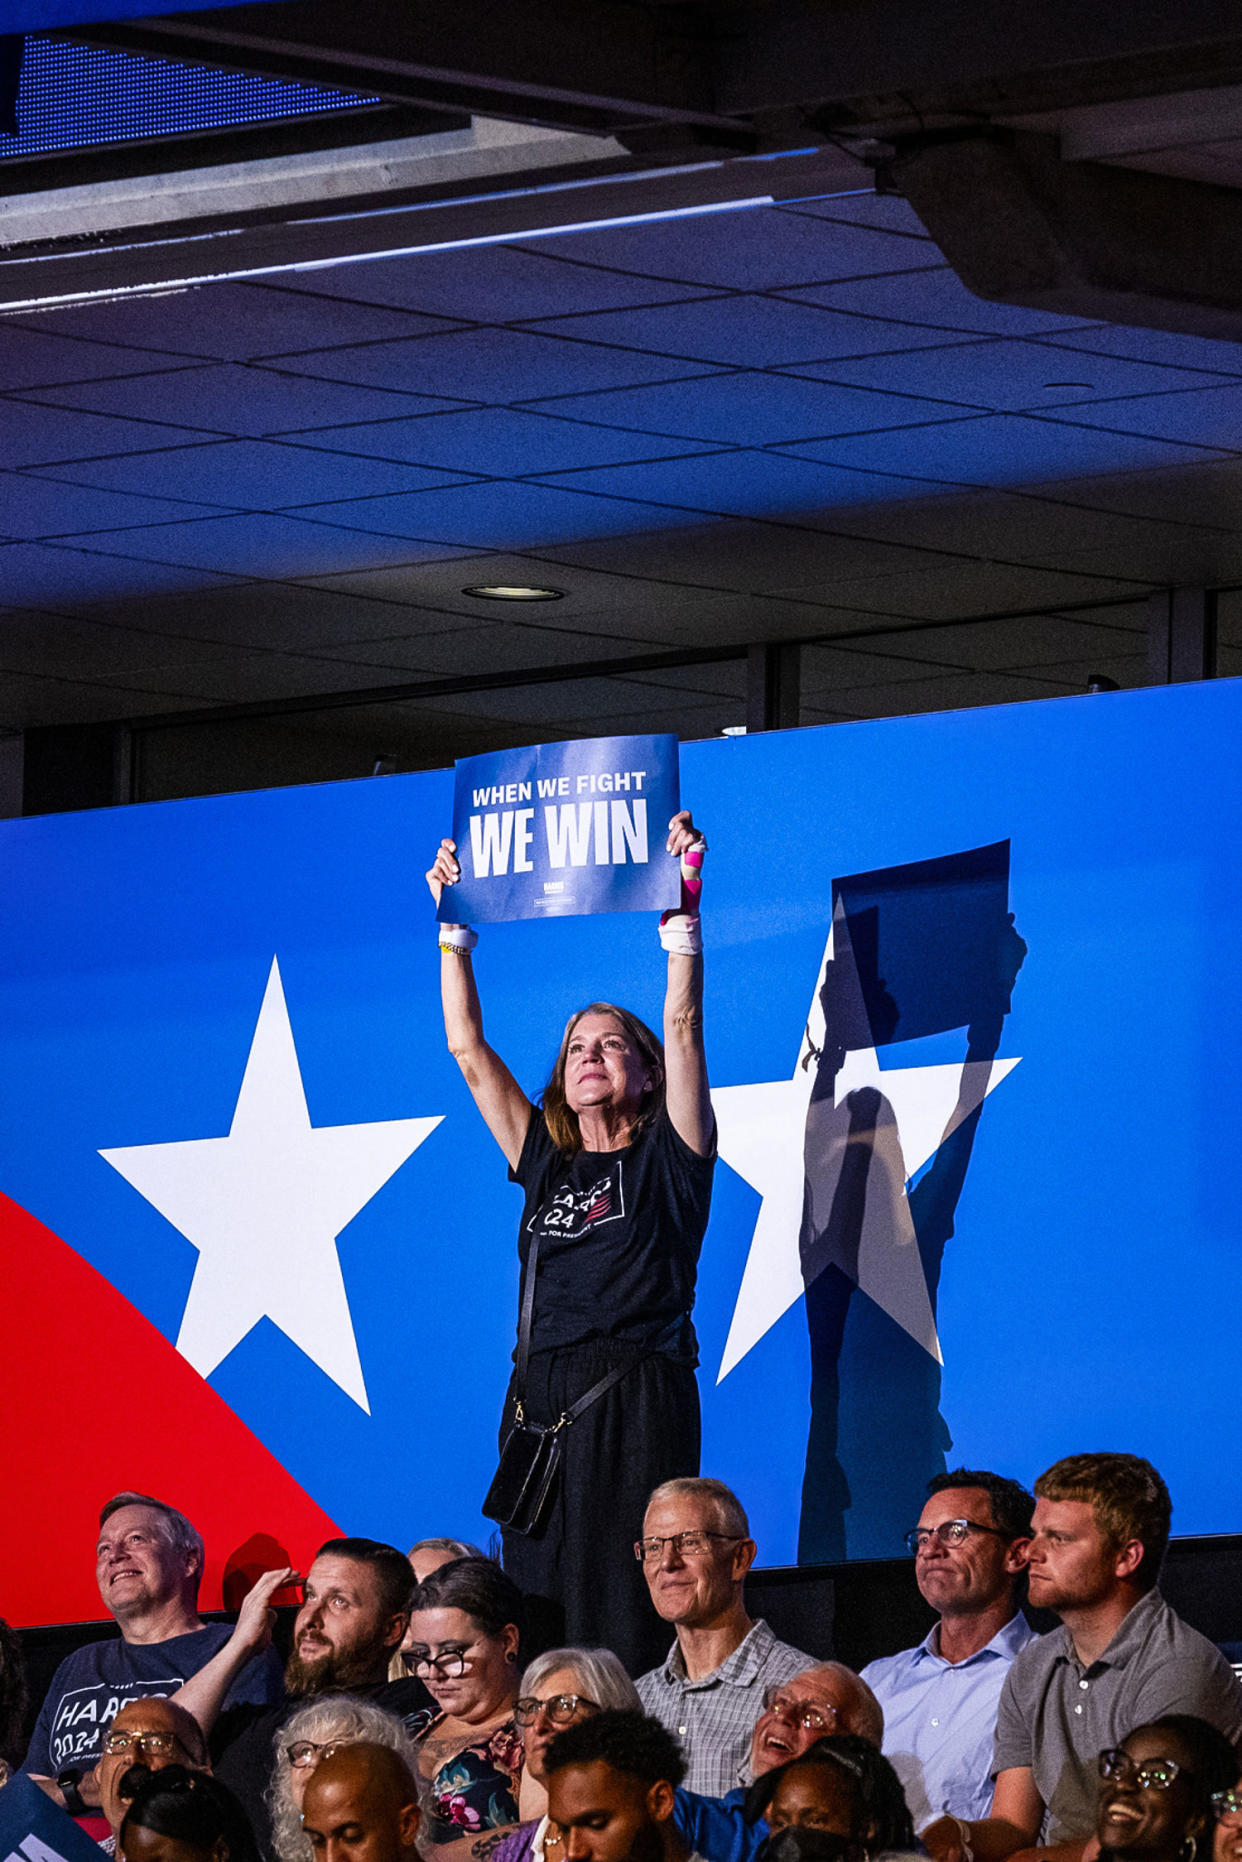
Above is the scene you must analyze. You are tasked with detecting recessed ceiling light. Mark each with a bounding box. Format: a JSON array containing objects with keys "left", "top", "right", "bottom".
[
  {"left": 721, "top": 724, "right": 748, "bottom": 737},
  {"left": 462, "top": 584, "right": 565, "bottom": 601}
]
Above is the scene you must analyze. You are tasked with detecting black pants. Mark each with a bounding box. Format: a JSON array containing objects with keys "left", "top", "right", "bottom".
[{"left": 499, "top": 1341, "right": 700, "bottom": 1677}]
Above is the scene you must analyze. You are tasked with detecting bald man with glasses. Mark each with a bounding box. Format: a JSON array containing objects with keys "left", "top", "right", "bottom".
[{"left": 635, "top": 1478, "right": 813, "bottom": 1796}]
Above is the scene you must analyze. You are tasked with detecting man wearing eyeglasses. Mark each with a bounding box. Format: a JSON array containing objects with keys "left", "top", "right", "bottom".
[
  {"left": 94, "top": 1698, "right": 211, "bottom": 1854},
  {"left": 860, "top": 1469, "right": 1036, "bottom": 1832},
  {"left": 635, "top": 1478, "right": 814, "bottom": 1796},
  {"left": 672, "top": 1663, "right": 884, "bottom": 1862},
  {"left": 922, "top": 1453, "right": 1242, "bottom": 1862}
]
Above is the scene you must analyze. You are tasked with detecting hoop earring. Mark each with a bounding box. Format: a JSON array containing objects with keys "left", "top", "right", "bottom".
[{"left": 1179, "top": 1837, "right": 1197, "bottom": 1862}]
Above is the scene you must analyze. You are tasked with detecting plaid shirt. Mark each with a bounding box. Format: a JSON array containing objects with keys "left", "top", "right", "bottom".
[{"left": 637, "top": 1617, "right": 815, "bottom": 1796}]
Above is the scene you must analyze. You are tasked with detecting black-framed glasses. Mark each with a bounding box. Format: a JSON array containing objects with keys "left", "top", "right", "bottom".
[
  {"left": 286, "top": 1740, "right": 342, "bottom": 1769},
  {"left": 633, "top": 1531, "right": 742, "bottom": 1563},
  {"left": 904, "top": 1519, "right": 1009, "bottom": 1555},
  {"left": 1099, "top": 1750, "right": 1185, "bottom": 1790},
  {"left": 514, "top": 1694, "right": 599, "bottom": 1727},
  {"left": 1211, "top": 1790, "right": 1242, "bottom": 1826},
  {"left": 407, "top": 1649, "right": 472, "bottom": 1679},
  {"left": 102, "top": 1730, "right": 189, "bottom": 1758},
  {"left": 761, "top": 1686, "right": 839, "bottom": 1733}
]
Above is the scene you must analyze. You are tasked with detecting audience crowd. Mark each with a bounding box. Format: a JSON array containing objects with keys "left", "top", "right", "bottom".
[{"left": 4, "top": 1454, "right": 1242, "bottom": 1862}]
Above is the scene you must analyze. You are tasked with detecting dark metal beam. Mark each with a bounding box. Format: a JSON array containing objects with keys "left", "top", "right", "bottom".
[
  {"left": 1148, "top": 588, "right": 1217, "bottom": 684},
  {"left": 746, "top": 643, "right": 802, "bottom": 733}
]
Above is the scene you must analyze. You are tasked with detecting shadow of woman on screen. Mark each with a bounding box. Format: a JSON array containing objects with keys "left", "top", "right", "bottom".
[{"left": 796, "top": 867, "right": 1026, "bottom": 1564}]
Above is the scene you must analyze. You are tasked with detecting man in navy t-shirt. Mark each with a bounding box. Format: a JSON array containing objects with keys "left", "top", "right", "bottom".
[{"left": 23, "top": 1490, "right": 283, "bottom": 1811}]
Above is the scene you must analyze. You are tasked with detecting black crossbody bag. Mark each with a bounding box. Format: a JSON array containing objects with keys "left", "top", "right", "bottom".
[{"left": 482, "top": 1225, "right": 656, "bottom": 1535}]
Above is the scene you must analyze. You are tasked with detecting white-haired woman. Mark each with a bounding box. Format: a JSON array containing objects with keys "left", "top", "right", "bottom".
[
  {"left": 267, "top": 1694, "right": 418, "bottom": 1862},
  {"left": 492, "top": 1648, "right": 641, "bottom": 1862}
]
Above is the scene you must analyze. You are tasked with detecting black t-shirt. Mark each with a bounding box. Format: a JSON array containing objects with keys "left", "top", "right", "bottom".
[
  {"left": 510, "top": 1104, "right": 715, "bottom": 1361},
  {"left": 213, "top": 1676, "right": 428, "bottom": 1857}
]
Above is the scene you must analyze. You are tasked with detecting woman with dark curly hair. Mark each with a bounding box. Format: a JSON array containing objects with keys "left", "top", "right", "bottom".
[
  {"left": 404, "top": 1559, "right": 527, "bottom": 1862},
  {"left": 746, "top": 1735, "right": 916, "bottom": 1862},
  {"left": 428, "top": 810, "right": 714, "bottom": 1670}
]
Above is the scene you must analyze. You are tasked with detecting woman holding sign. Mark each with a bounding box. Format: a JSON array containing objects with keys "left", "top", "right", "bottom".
[{"left": 426, "top": 810, "right": 714, "bottom": 1673}]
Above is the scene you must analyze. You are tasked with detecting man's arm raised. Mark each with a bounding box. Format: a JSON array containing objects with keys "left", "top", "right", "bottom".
[
  {"left": 427, "top": 838, "right": 530, "bottom": 1170},
  {"left": 171, "top": 1566, "right": 295, "bottom": 1738}
]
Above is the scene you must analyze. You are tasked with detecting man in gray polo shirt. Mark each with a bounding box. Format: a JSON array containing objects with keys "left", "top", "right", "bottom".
[
  {"left": 635, "top": 1476, "right": 813, "bottom": 1794},
  {"left": 923, "top": 1452, "right": 1242, "bottom": 1862}
]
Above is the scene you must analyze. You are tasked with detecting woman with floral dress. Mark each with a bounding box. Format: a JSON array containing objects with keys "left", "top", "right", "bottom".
[{"left": 404, "top": 1559, "right": 525, "bottom": 1859}]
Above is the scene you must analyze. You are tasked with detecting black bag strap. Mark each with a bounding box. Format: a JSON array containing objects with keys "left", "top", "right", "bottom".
[{"left": 514, "top": 1226, "right": 657, "bottom": 1430}]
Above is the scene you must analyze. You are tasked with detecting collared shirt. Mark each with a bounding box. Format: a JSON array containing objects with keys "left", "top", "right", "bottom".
[
  {"left": 994, "top": 1587, "right": 1242, "bottom": 1844},
  {"left": 674, "top": 1786, "right": 762, "bottom": 1862},
  {"left": 862, "top": 1613, "right": 1038, "bottom": 1828},
  {"left": 638, "top": 1619, "right": 814, "bottom": 1796}
]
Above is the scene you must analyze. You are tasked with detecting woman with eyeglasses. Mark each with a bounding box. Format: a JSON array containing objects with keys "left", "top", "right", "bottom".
[
  {"left": 1212, "top": 1770, "right": 1242, "bottom": 1862},
  {"left": 1095, "top": 1718, "right": 1240, "bottom": 1862},
  {"left": 490, "top": 1647, "right": 641, "bottom": 1862},
  {"left": 745, "top": 1735, "right": 916, "bottom": 1862},
  {"left": 404, "top": 1558, "right": 527, "bottom": 1859},
  {"left": 427, "top": 810, "right": 714, "bottom": 1673},
  {"left": 266, "top": 1695, "right": 417, "bottom": 1862}
]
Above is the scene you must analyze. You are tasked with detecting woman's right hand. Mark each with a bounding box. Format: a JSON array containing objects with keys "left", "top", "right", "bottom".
[{"left": 426, "top": 837, "right": 461, "bottom": 909}]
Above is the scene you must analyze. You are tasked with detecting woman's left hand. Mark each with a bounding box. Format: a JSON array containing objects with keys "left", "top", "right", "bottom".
[{"left": 666, "top": 809, "right": 705, "bottom": 857}]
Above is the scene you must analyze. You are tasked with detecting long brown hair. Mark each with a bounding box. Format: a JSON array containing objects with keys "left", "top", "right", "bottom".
[{"left": 541, "top": 1001, "right": 665, "bottom": 1155}]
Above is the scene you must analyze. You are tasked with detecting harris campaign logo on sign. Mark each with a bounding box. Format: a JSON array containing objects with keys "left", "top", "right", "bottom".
[{"left": 2, "top": 680, "right": 1242, "bottom": 1623}]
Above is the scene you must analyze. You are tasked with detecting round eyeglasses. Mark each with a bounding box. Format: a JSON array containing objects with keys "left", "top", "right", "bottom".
[
  {"left": 406, "top": 1650, "right": 473, "bottom": 1679},
  {"left": 1212, "top": 1790, "right": 1242, "bottom": 1827},
  {"left": 514, "top": 1694, "right": 599, "bottom": 1727},
  {"left": 285, "top": 1740, "right": 342, "bottom": 1769},
  {"left": 1099, "top": 1750, "right": 1184, "bottom": 1790},
  {"left": 761, "top": 1686, "right": 839, "bottom": 1733}
]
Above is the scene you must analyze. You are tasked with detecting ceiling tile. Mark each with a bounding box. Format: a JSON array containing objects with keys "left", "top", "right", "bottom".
[
  {"left": 525, "top": 202, "right": 935, "bottom": 289},
  {"left": 0, "top": 669, "right": 212, "bottom": 730},
  {"left": 0, "top": 317, "right": 194, "bottom": 388},
  {"left": 0, "top": 542, "right": 241, "bottom": 611},
  {"left": 1044, "top": 382, "right": 1242, "bottom": 449},
  {"left": 831, "top": 486, "right": 1220, "bottom": 558},
  {"left": 278, "top": 244, "right": 711, "bottom": 320},
  {"left": 1034, "top": 458, "right": 1242, "bottom": 527},
  {"left": 526, "top": 293, "right": 968, "bottom": 367},
  {"left": 787, "top": 337, "right": 1227, "bottom": 408},
  {"left": 95, "top": 650, "right": 423, "bottom": 704},
  {"left": 778, "top": 414, "right": 1229, "bottom": 486},
  {"left": 53, "top": 515, "right": 470, "bottom": 578},
  {"left": 538, "top": 518, "right": 945, "bottom": 593},
  {"left": 17, "top": 283, "right": 463, "bottom": 363},
  {"left": 771, "top": 560, "right": 1148, "bottom": 620},
  {"left": 521, "top": 371, "right": 966, "bottom": 445},
  {"left": 28, "top": 440, "right": 476, "bottom": 509},
  {"left": 0, "top": 472, "right": 228, "bottom": 539},
  {"left": 786, "top": 269, "right": 1098, "bottom": 336},
  {"left": 288, "top": 481, "right": 711, "bottom": 550},
  {"left": 86, "top": 580, "right": 488, "bottom": 651},
  {"left": 775, "top": 193, "right": 932, "bottom": 238},
  {"left": 1027, "top": 324, "right": 1242, "bottom": 379},
  {"left": 823, "top": 612, "right": 1147, "bottom": 672},
  {"left": 534, "top": 449, "right": 935, "bottom": 522},
  {"left": 313, "top": 621, "right": 677, "bottom": 677},
  {"left": 264, "top": 327, "right": 719, "bottom": 400},
  {"left": 0, "top": 398, "right": 221, "bottom": 467},
  {"left": 814, "top": 669, "right": 1075, "bottom": 716},
  {"left": 25, "top": 362, "right": 470, "bottom": 436},
  {"left": 292, "top": 408, "right": 716, "bottom": 475},
  {"left": 0, "top": 608, "right": 241, "bottom": 677}
]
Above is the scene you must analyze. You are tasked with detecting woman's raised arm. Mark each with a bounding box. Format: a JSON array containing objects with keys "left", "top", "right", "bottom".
[
  {"left": 427, "top": 838, "right": 532, "bottom": 1169},
  {"left": 660, "top": 811, "right": 714, "bottom": 1158}
]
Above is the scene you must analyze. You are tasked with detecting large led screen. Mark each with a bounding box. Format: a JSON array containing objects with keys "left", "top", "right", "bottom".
[{"left": 2, "top": 677, "right": 1239, "bottom": 1625}]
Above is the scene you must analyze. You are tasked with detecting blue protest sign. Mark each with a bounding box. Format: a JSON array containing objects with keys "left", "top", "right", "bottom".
[
  {"left": 439, "top": 734, "right": 682, "bottom": 924},
  {"left": 0, "top": 1774, "right": 115, "bottom": 1862}
]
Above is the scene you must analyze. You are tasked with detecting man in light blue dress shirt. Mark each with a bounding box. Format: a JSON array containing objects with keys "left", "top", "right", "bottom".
[{"left": 862, "top": 1468, "right": 1037, "bottom": 1833}]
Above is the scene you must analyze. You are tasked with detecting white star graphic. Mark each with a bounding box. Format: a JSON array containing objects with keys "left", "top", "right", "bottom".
[
  {"left": 712, "top": 920, "right": 1019, "bottom": 1382},
  {"left": 99, "top": 956, "right": 443, "bottom": 1413}
]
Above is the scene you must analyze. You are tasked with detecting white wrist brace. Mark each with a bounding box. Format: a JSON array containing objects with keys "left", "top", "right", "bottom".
[{"left": 438, "top": 922, "right": 478, "bottom": 955}]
